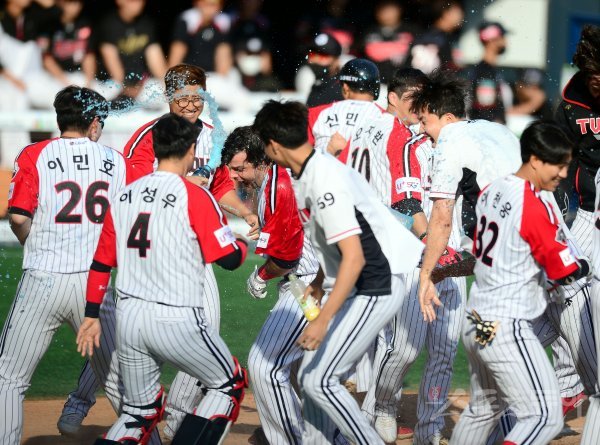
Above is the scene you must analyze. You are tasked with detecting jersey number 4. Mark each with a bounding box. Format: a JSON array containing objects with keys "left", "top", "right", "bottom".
[
  {"left": 474, "top": 215, "right": 498, "bottom": 266},
  {"left": 55, "top": 181, "right": 109, "bottom": 224},
  {"left": 127, "top": 213, "right": 151, "bottom": 258}
]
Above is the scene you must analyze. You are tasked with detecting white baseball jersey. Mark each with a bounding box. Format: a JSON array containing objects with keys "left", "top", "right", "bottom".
[
  {"left": 468, "top": 175, "right": 580, "bottom": 320},
  {"left": 294, "top": 150, "right": 423, "bottom": 293},
  {"left": 593, "top": 169, "right": 600, "bottom": 282},
  {"left": 339, "top": 112, "right": 413, "bottom": 208},
  {"left": 256, "top": 165, "right": 319, "bottom": 277},
  {"left": 94, "top": 171, "right": 240, "bottom": 307},
  {"left": 123, "top": 118, "right": 234, "bottom": 201},
  {"left": 8, "top": 137, "right": 127, "bottom": 273},
  {"left": 308, "top": 100, "right": 387, "bottom": 154}
]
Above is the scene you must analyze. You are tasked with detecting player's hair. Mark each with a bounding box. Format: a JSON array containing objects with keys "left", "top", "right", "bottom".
[
  {"left": 152, "top": 113, "right": 201, "bottom": 160},
  {"left": 410, "top": 69, "right": 469, "bottom": 118},
  {"left": 388, "top": 67, "right": 428, "bottom": 98},
  {"left": 252, "top": 100, "right": 308, "bottom": 149},
  {"left": 520, "top": 120, "right": 572, "bottom": 165},
  {"left": 221, "top": 126, "right": 267, "bottom": 167},
  {"left": 54, "top": 86, "right": 108, "bottom": 133},
  {"left": 572, "top": 25, "right": 600, "bottom": 77},
  {"left": 164, "top": 64, "right": 207, "bottom": 98}
]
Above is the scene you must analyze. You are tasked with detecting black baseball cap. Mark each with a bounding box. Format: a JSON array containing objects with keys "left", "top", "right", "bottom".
[
  {"left": 309, "top": 33, "right": 342, "bottom": 57},
  {"left": 478, "top": 21, "right": 509, "bottom": 42}
]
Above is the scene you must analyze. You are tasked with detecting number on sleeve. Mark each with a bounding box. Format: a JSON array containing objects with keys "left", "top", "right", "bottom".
[
  {"left": 474, "top": 215, "right": 499, "bottom": 267},
  {"left": 127, "top": 213, "right": 151, "bottom": 258}
]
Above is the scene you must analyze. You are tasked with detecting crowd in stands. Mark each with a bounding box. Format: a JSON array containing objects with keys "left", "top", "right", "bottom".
[{"left": 0, "top": 0, "right": 550, "bottom": 122}]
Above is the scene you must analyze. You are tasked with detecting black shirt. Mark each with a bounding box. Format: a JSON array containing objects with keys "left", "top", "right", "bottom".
[
  {"left": 46, "top": 18, "right": 93, "bottom": 72},
  {"left": 173, "top": 14, "right": 227, "bottom": 72},
  {"left": 468, "top": 61, "right": 506, "bottom": 123},
  {"left": 555, "top": 71, "right": 600, "bottom": 212}
]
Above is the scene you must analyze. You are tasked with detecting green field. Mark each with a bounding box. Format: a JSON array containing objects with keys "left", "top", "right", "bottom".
[{"left": 0, "top": 246, "right": 471, "bottom": 399}]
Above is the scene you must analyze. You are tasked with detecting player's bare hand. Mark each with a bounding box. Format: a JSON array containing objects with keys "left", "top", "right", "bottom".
[
  {"left": 326, "top": 132, "right": 348, "bottom": 157},
  {"left": 418, "top": 273, "right": 442, "bottom": 322},
  {"left": 244, "top": 213, "right": 260, "bottom": 240},
  {"left": 76, "top": 318, "right": 101, "bottom": 358},
  {"left": 304, "top": 282, "right": 325, "bottom": 305},
  {"left": 297, "top": 317, "right": 328, "bottom": 350},
  {"left": 186, "top": 175, "right": 209, "bottom": 187}
]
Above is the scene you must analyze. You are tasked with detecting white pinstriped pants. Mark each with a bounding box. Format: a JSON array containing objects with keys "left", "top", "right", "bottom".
[
  {"left": 247, "top": 275, "right": 313, "bottom": 445},
  {"left": 451, "top": 317, "right": 563, "bottom": 445},
  {"left": 581, "top": 280, "right": 600, "bottom": 444},
  {"left": 299, "top": 274, "right": 405, "bottom": 445},
  {"left": 104, "top": 297, "right": 237, "bottom": 441},
  {"left": 61, "top": 265, "right": 220, "bottom": 436},
  {"left": 0, "top": 270, "right": 121, "bottom": 445},
  {"left": 361, "top": 268, "right": 466, "bottom": 444}
]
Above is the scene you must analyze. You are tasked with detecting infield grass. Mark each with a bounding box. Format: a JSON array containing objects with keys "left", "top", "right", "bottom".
[{"left": 0, "top": 246, "right": 471, "bottom": 399}]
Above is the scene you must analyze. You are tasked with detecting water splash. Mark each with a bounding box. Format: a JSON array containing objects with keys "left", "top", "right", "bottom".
[{"left": 193, "top": 86, "right": 227, "bottom": 177}]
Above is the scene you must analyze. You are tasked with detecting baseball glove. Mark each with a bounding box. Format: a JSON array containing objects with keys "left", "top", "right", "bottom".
[
  {"left": 467, "top": 309, "right": 499, "bottom": 347},
  {"left": 430, "top": 251, "right": 476, "bottom": 283}
]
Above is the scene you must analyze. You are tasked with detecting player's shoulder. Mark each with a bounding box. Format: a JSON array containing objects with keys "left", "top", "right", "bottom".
[{"left": 16, "top": 138, "right": 58, "bottom": 163}]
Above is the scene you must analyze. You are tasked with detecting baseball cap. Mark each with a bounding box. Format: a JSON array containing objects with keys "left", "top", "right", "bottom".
[
  {"left": 309, "top": 33, "right": 342, "bottom": 57},
  {"left": 478, "top": 21, "right": 509, "bottom": 42},
  {"left": 235, "top": 36, "right": 268, "bottom": 54}
]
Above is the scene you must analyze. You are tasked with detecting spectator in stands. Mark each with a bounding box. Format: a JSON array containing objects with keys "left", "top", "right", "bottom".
[
  {"left": 0, "top": 0, "right": 59, "bottom": 43},
  {"left": 170, "top": 0, "right": 250, "bottom": 112},
  {"left": 360, "top": 0, "right": 418, "bottom": 83},
  {"left": 228, "top": 0, "right": 270, "bottom": 49},
  {"left": 96, "top": 0, "right": 167, "bottom": 109},
  {"left": 42, "top": 0, "right": 95, "bottom": 88},
  {"left": 468, "top": 21, "right": 510, "bottom": 123},
  {"left": 508, "top": 68, "right": 551, "bottom": 120},
  {"left": 234, "top": 34, "right": 281, "bottom": 92},
  {"left": 295, "top": 32, "right": 343, "bottom": 107},
  {"left": 408, "top": 0, "right": 464, "bottom": 74}
]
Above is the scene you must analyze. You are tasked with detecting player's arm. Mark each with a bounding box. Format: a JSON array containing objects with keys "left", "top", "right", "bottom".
[
  {"left": 78, "top": 209, "right": 118, "bottom": 358},
  {"left": 217, "top": 189, "right": 260, "bottom": 239},
  {"left": 185, "top": 181, "right": 248, "bottom": 270},
  {"left": 298, "top": 235, "right": 365, "bottom": 351},
  {"left": 144, "top": 43, "right": 167, "bottom": 79},
  {"left": 99, "top": 43, "right": 125, "bottom": 84},
  {"left": 8, "top": 148, "right": 39, "bottom": 245},
  {"left": 42, "top": 53, "right": 69, "bottom": 85}
]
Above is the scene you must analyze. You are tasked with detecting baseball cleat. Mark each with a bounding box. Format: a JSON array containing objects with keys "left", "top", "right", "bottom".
[
  {"left": 562, "top": 391, "right": 587, "bottom": 417},
  {"left": 248, "top": 426, "right": 269, "bottom": 445},
  {"left": 57, "top": 412, "right": 85, "bottom": 436}
]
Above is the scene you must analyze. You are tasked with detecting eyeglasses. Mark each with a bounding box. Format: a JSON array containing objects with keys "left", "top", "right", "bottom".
[{"left": 172, "top": 96, "right": 204, "bottom": 108}]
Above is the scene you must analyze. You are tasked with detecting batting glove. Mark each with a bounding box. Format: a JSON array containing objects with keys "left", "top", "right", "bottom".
[{"left": 247, "top": 266, "right": 268, "bottom": 299}]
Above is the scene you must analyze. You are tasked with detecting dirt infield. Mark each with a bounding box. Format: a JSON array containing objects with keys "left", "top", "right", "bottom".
[{"left": 22, "top": 392, "right": 586, "bottom": 444}]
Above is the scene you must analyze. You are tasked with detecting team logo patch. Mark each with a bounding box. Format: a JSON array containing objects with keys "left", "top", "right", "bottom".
[
  {"left": 257, "top": 232, "right": 270, "bottom": 249},
  {"left": 214, "top": 226, "right": 236, "bottom": 248},
  {"left": 428, "top": 386, "right": 442, "bottom": 402},
  {"left": 395, "top": 177, "right": 422, "bottom": 194},
  {"left": 559, "top": 248, "right": 575, "bottom": 267}
]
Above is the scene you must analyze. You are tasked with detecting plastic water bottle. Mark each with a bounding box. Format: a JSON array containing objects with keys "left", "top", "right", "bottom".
[{"left": 288, "top": 274, "right": 320, "bottom": 321}]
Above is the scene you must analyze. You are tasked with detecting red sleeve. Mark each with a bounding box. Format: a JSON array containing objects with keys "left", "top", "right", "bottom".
[
  {"left": 87, "top": 208, "right": 117, "bottom": 306},
  {"left": 387, "top": 122, "right": 414, "bottom": 206},
  {"left": 123, "top": 120, "right": 157, "bottom": 183},
  {"left": 307, "top": 103, "right": 331, "bottom": 146},
  {"left": 184, "top": 179, "right": 240, "bottom": 263},
  {"left": 520, "top": 187, "right": 579, "bottom": 281},
  {"left": 209, "top": 164, "right": 235, "bottom": 202},
  {"left": 8, "top": 141, "right": 50, "bottom": 217},
  {"left": 255, "top": 166, "right": 303, "bottom": 261},
  {"left": 395, "top": 135, "right": 424, "bottom": 203}
]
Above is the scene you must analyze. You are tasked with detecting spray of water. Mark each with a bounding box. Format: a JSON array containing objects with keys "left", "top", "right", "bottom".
[{"left": 197, "top": 87, "right": 226, "bottom": 172}]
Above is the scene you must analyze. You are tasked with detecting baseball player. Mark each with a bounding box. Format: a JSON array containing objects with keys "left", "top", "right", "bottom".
[
  {"left": 451, "top": 121, "right": 591, "bottom": 445},
  {"left": 253, "top": 100, "right": 424, "bottom": 445},
  {"left": 221, "top": 126, "right": 321, "bottom": 445},
  {"left": 77, "top": 113, "right": 249, "bottom": 445},
  {"left": 358, "top": 68, "right": 467, "bottom": 445},
  {"left": 581, "top": 169, "right": 600, "bottom": 444},
  {"left": 58, "top": 63, "right": 259, "bottom": 438},
  {"left": 1, "top": 86, "right": 125, "bottom": 444},
  {"left": 308, "top": 57, "right": 386, "bottom": 393}
]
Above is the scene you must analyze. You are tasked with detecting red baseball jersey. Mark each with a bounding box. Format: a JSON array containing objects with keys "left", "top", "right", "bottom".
[
  {"left": 341, "top": 112, "right": 413, "bottom": 207},
  {"left": 308, "top": 100, "right": 387, "bottom": 154},
  {"left": 468, "top": 175, "right": 579, "bottom": 320},
  {"left": 255, "top": 165, "right": 319, "bottom": 276},
  {"left": 8, "top": 137, "right": 128, "bottom": 273},
  {"left": 93, "top": 171, "right": 241, "bottom": 307},
  {"left": 123, "top": 118, "right": 233, "bottom": 200}
]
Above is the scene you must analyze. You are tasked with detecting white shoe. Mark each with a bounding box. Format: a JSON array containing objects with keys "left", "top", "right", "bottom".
[
  {"left": 427, "top": 434, "right": 449, "bottom": 445},
  {"left": 375, "top": 416, "right": 398, "bottom": 443},
  {"left": 57, "top": 412, "right": 84, "bottom": 436}
]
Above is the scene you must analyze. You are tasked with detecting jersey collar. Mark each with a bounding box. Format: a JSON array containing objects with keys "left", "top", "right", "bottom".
[{"left": 295, "top": 149, "right": 316, "bottom": 179}]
